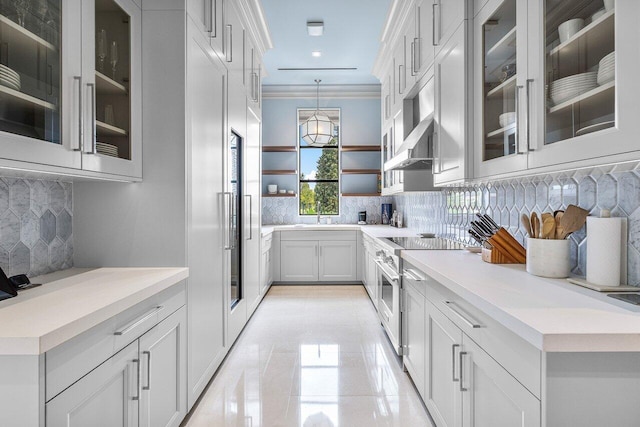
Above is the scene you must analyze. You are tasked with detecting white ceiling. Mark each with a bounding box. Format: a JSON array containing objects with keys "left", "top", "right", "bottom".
[{"left": 261, "top": 0, "right": 391, "bottom": 86}]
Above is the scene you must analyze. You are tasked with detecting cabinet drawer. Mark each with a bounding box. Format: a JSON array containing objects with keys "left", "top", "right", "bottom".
[
  {"left": 46, "top": 281, "right": 186, "bottom": 401},
  {"left": 280, "top": 231, "right": 357, "bottom": 241},
  {"left": 410, "top": 264, "right": 541, "bottom": 398}
]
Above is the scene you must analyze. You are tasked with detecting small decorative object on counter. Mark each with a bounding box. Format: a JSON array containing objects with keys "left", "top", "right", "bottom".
[
  {"left": 381, "top": 203, "right": 392, "bottom": 225},
  {"left": 358, "top": 211, "right": 367, "bottom": 225}
]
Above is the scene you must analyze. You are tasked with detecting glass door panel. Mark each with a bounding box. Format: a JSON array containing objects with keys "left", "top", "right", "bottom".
[
  {"left": 94, "top": 0, "right": 130, "bottom": 160},
  {"left": 544, "top": 0, "right": 615, "bottom": 144},
  {"left": 229, "top": 131, "right": 242, "bottom": 309},
  {"left": 0, "top": 0, "right": 61, "bottom": 142},
  {"left": 482, "top": 0, "right": 517, "bottom": 161}
]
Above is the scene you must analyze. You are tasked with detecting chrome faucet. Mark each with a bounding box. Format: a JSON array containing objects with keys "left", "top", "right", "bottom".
[{"left": 317, "top": 201, "right": 321, "bottom": 224}]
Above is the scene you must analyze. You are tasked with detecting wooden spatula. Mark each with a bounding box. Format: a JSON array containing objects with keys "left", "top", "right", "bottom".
[
  {"left": 558, "top": 205, "right": 589, "bottom": 239},
  {"left": 521, "top": 213, "right": 532, "bottom": 237},
  {"left": 530, "top": 212, "right": 540, "bottom": 239},
  {"left": 541, "top": 217, "right": 556, "bottom": 239},
  {"left": 554, "top": 211, "right": 564, "bottom": 239}
]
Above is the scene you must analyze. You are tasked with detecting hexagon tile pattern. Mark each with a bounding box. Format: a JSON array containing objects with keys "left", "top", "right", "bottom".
[
  {"left": 0, "top": 177, "right": 73, "bottom": 277},
  {"left": 392, "top": 162, "right": 640, "bottom": 286}
]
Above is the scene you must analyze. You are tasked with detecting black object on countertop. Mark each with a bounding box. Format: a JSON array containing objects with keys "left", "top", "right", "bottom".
[
  {"left": 608, "top": 293, "right": 640, "bottom": 305},
  {"left": 9, "top": 274, "right": 41, "bottom": 291},
  {"left": 0, "top": 266, "right": 18, "bottom": 301}
]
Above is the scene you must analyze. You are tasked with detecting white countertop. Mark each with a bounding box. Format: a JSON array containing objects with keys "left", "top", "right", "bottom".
[
  {"left": 0, "top": 267, "right": 189, "bottom": 355},
  {"left": 261, "top": 224, "right": 421, "bottom": 238},
  {"left": 402, "top": 250, "right": 640, "bottom": 352}
]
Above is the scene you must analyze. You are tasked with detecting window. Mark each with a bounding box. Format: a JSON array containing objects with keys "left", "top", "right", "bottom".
[{"left": 298, "top": 108, "right": 340, "bottom": 215}]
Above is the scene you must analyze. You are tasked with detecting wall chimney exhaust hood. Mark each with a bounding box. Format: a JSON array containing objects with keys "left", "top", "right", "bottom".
[{"left": 383, "top": 77, "right": 435, "bottom": 172}]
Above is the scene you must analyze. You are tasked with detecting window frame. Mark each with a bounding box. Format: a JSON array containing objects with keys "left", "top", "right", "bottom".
[{"left": 297, "top": 107, "right": 341, "bottom": 216}]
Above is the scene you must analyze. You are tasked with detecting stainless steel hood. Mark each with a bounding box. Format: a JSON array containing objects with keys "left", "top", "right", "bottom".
[{"left": 383, "top": 77, "right": 435, "bottom": 172}]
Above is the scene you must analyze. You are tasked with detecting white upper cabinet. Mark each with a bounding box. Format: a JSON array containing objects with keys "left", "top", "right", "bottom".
[
  {"left": 0, "top": 0, "right": 142, "bottom": 179},
  {"left": 475, "top": 0, "right": 640, "bottom": 178},
  {"left": 435, "top": 0, "right": 468, "bottom": 49},
  {"left": 434, "top": 24, "right": 470, "bottom": 185},
  {"left": 225, "top": 2, "right": 245, "bottom": 89},
  {"left": 416, "top": 0, "right": 436, "bottom": 78},
  {"left": 187, "top": 0, "right": 224, "bottom": 57}
]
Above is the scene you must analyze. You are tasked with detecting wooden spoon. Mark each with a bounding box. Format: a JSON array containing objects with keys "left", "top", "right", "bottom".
[
  {"left": 521, "top": 213, "right": 532, "bottom": 237},
  {"left": 541, "top": 217, "right": 556, "bottom": 239},
  {"left": 554, "top": 211, "right": 564, "bottom": 239},
  {"left": 559, "top": 205, "right": 589, "bottom": 239},
  {"left": 541, "top": 212, "right": 553, "bottom": 223},
  {"left": 530, "top": 212, "right": 540, "bottom": 239}
]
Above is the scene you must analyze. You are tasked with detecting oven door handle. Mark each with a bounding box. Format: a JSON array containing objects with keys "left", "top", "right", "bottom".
[{"left": 375, "top": 259, "right": 400, "bottom": 282}]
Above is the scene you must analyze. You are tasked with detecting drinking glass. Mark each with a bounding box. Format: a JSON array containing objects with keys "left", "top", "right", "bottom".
[
  {"left": 97, "top": 29, "right": 107, "bottom": 72},
  {"left": 110, "top": 41, "right": 118, "bottom": 80}
]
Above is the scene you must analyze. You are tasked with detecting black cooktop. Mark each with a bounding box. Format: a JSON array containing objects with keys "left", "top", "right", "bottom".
[{"left": 383, "top": 237, "right": 464, "bottom": 250}]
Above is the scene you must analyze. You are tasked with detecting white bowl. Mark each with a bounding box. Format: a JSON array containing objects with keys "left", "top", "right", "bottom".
[
  {"left": 604, "top": 0, "right": 614, "bottom": 12},
  {"left": 558, "top": 18, "right": 584, "bottom": 43},
  {"left": 278, "top": 189, "right": 286, "bottom": 194},
  {"left": 267, "top": 184, "right": 277, "bottom": 194},
  {"left": 498, "top": 112, "right": 516, "bottom": 128}
]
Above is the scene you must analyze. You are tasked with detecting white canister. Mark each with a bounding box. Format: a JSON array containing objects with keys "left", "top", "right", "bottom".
[
  {"left": 526, "top": 238, "right": 571, "bottom": 278},
  {"left": 267, "top": 184, "right": 277, "bottom": 194}
]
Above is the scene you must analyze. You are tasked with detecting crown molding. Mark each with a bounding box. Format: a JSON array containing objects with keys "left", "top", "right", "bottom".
[
  {"left": 237, "top": 0, "right": 273, "bottom": 57},
  {"left": 262, "top": 84, "right": 382, "bottom": 99}
]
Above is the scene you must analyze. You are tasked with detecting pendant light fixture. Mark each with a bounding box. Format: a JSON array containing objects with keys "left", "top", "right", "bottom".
[{"left": 300, "top": 80, "right": 335, "bottom": 147}]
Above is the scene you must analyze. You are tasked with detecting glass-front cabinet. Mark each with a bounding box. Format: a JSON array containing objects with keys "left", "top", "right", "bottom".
[
  {"left": 0, "top": 0, "right": 141, "bottom": 178},
  {"left": 476, "top": 0, "right": 640, "bottom": 177}
]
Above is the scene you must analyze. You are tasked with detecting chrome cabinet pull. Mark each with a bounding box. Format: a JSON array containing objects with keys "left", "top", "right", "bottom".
[
  {"left": 85, "top": 82, "right": 96, "bottom": 154},
  {"left": 72, "top": 76, "right": 82, "bottom": 151},
  {"left": 432, "top": 3, "right": 438, "bottom": 46},
  {"left": 143, "top": 351, "right": 151, "bottom": 390},
  {"left": 114, "top": 306, "right": 163, "bottom": 336},
  {"left": 410, "top": 41, "right": 415, "bottom": 76},
  {"left": 225, "top": 25, "right": 232, "bottom": 62},
  {"left": 245, "top": 195, "right": 252, "bottom": 240},
  {"left": 526, "top": 78, "right": 534, "bottom": 152},
  {"left": 398, "top": 64, "right": 403, "bottom": 94},
  {"left": 515, "top": 85, "right": 525, "bottom": 155},
  {"left": 459, "top": 351, "right": 468, "bottom": 391},
  {"left": 452, "top": 344, "right": 460, "bottom": 381},
  {"left": 433, "top": 64, "right": 442, "bottom": 174},
  {"left": 444, "top": 301, "right": 481, "bottom": 329},
  {"left": 132, "top": 358, "right": 140, "bottom": 400}
]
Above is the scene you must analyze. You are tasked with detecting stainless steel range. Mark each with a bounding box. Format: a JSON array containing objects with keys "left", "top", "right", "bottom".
[{"left": 372, "top": 235, "right": 463, "bottom": 356}]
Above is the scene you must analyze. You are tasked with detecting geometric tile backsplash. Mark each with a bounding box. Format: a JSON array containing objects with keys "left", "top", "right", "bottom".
[
  {"left": 394, "top": 161, "right": 640, "bottom": 286},
  {"left": 0, "top": 177, "right": 73, "bottom": 278}
]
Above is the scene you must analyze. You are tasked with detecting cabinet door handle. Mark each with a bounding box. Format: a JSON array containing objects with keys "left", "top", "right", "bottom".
[
  {"left": 114, "top": 306, "right": 163, "bottom": 336},
  {"left": 410, "top": 41, "right": 415, "bottom": 77},
  {"left": 245, "top": 194, "right": 252, "bottom": 241},
  {"left": 452, "top": 344, "right": 460, "bottom": 381},
  {"left": 444, "top": 301, "right": 481, "bottom": 328},
  {"left": 432, "top": 3, "right": 439, "bottom": 46},
  {"left": 526, "top": 78, "right": 534, "bottom": 152},
  {"left": 132, "top": 358, "right": 140, "bottom": 400},
  {"left": 85, "top": 82, "right": 96, "bottom": 154},
  {"left": 433, "top": 64, "right": 442, "bottom": 174},
  {"left": 206, "top": 0, "right": 214, "bottom": 34},
  {"left": 143, "top": 351, "right": 151, "bottom": 390},
  {"left": 225, "top": 24, "right": 232, "bottom": 62},
  {"left": 515, "top": 85, "right": 526, "bottom": 155},
  {"left": 459, "top": 351, "right": 468, "bottom": 391},
  {"left": 72, "top": 76, "right": 82, "bottom": 151}
]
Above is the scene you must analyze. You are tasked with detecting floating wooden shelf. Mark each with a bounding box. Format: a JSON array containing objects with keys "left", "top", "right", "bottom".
[
  {"left": 548, "top": 80, "right": 614, "bottom": 114},
  {"left": 96, "top": 120, "right": 128, "bottom": 136},
  {"left": 0, "top": 85, "right": 57, "bottom": 110},
  {"left": 342, "top": 193, "right": 382, "bottom": 197},
  {"left": 341, "top": 145, "right": 381, "bottom": 152},
  {"left": 0, "top": 14, "right": 57, "bottom": 52},
  {"left": 263, "top": 193, "right": 296, "bottom": 197},
  {"left": 262, "top": 169, "right": 297, "bottom": 175},
  {"left": 486, "top": 75, "right": 516, "bottom": 98},
  {"left": 341, "top": 169, "right": 381, "bottom": 175},
  {"left": 262, "top": 146, "right": 297, "bottom": 152},
  {"left": 96, "top": 71, "right": 128, "bottom": 95}
]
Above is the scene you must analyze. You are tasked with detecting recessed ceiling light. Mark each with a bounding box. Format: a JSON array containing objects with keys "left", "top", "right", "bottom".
[
  {"left": 307, "top": 21, "right": 324, "bottom": 36},
  {"left": 312, "top": 51, "right": 322, "bottom": 57}
]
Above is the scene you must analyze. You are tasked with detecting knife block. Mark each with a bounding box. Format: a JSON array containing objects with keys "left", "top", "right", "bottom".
[{"left": 482, "top": 228, "right": 526, "bottom": 264}]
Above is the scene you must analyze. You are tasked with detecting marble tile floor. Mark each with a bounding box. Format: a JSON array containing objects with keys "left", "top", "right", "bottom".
[{"left": 184, "top": 285, "right": 435, "bottom": 427}]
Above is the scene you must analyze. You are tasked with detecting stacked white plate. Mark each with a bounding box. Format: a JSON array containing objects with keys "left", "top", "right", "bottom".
[
  {"left": 96, "top": 142, "right": 119, "bottom": 157},
  {"left": 549, "top": 71, "right": 598, "bottom": 105},
  {"left": 597, "top": 52, "right": 615, "bottom": 85},
  {"left": 0, "top": 64, "right": 21, "bottom": 91}
]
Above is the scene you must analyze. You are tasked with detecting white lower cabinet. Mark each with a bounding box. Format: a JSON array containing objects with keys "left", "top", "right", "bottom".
[
  {"left": 403, "top": 280, "right": 426, "bottom": 399},
  {"left": 461, "top": 336, "right": 540, "bottom": 427},
  {"left": 279, "top": 231, "right": 358, "bottom": 283},
  {"left": 261, "top": 234, "right": 273, "bottom": 294},
  {"left": 139, "top": 307, "right": 187, "bottom": 427},
  {"left": 47, "top": 340, "right": 140, "bottom": 427},
  {"left": 280, "top": 240, "right": 319, "bottom": 281}
]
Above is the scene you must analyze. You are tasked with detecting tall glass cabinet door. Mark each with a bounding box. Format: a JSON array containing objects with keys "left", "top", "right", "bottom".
[
  {"left": 474, "top": 0, "right": 527, "bottom": 178},
  {"left": 0, "top": 0, "right": 82, "bottom": 169},
  {"left": 82, "top": 0, "right": 141, "bottom": 178},
  {"left": 529, "top": 0, "right": 640, "bottom": 169}
]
